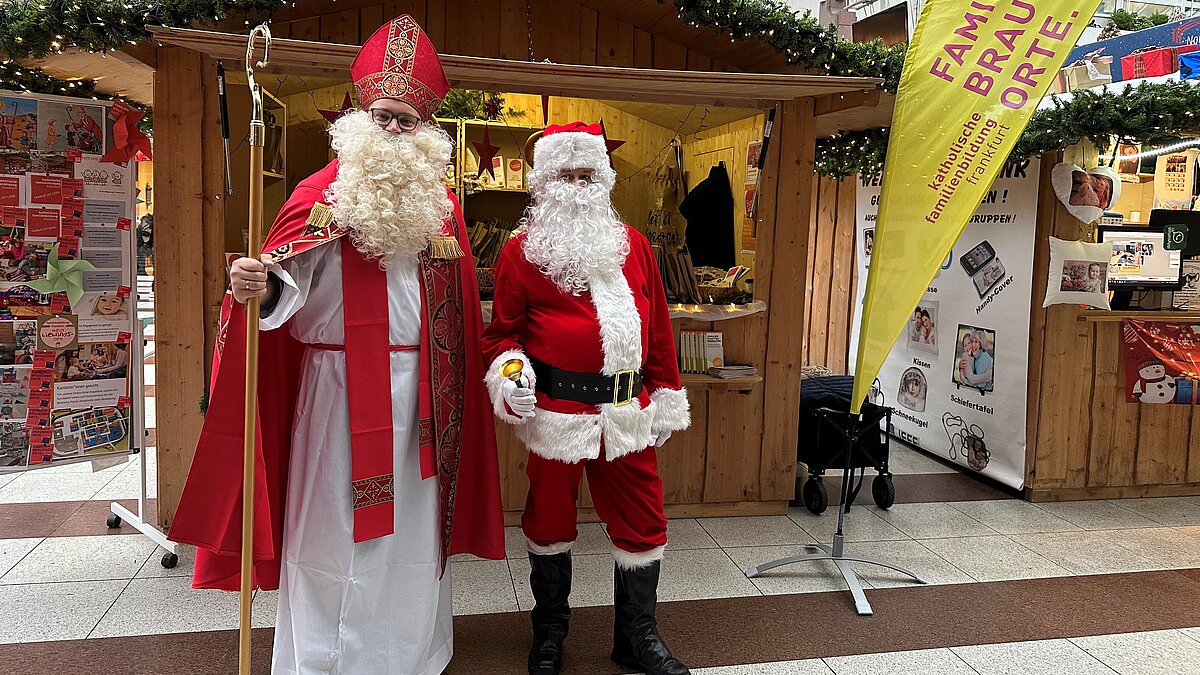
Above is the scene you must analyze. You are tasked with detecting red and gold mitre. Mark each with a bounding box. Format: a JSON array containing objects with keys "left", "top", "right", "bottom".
[{"left": 351, "top": 15, "right": 450, "bottom": 118}]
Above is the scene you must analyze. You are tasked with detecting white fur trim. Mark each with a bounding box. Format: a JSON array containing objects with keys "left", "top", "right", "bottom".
[
  {"left": 533, "top": 131, "right": 612, "bottom": 177},
  {"left": 517, "top": 402, "right": 658, "bottom": 463},
  {"left": 587, "top": 269, "right": 642, "bottom": 374},
  {"left": 612, "top": 544, "right": 665, "bottom": 570},
  {"left": 484, "top": 349, "right": 537, "bottom": 425},
  {"left": 650, "top": 388, "right": 691, "bottom": 433},
  {"left": 527, "top": 539, "right": 574, "bottom": 556},
  {"left": 516, "top": 407, "right": 603, "bottom": 463}
]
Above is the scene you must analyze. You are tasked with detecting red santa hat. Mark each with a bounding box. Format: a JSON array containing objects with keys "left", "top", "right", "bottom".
[
  {"left": 526, "top": 122, "right": 616, "bottom": 188},
  {"left": 351, "top": 15, "right": 450, "bottom": 118}
]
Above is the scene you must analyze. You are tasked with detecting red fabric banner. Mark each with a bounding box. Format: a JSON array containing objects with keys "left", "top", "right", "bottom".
[{"left": 1123, "top": 320, "right": 1200, "bottom": 404}]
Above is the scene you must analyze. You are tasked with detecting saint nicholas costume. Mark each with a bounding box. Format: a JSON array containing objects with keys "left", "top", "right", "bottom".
[
  {"left": 481, "top": 123, "right": 692, "bottom": 675},
  {"left": 169, "top": 15, "right": 504, "bottom": 675}
]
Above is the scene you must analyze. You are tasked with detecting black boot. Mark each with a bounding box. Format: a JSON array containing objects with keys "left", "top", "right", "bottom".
[
  {"left": 611, "top": 560, "right": 690, "bottom": 675},
  {"left": 528, "top": 552, "right": 572, "bottom": 675}
]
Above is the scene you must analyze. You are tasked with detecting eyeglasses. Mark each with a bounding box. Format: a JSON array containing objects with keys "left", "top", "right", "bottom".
[{"left": 367, "top": 108, "right": 421, "bottom": 132}]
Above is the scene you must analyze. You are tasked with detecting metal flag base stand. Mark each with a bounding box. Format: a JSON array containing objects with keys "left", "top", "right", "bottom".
[{"left": 746, "top": 409, "right": 926, "bottom": 616}]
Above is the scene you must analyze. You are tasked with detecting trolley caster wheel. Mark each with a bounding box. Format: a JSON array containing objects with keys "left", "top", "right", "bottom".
[
  {"left": 106, "top": 514, "right": 122, "bottom": 529},
  {"left": 161, "top": 552, "right": 179, "bottom": 569},
  {"left": 802, "top": 477, "right": 829, "bottom": 515},
  {"left": 872, "top": 473, "right": 896, "bottom": 510}
]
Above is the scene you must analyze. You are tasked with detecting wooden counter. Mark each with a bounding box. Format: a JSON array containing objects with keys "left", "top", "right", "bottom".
[{"left": 1025, "top": 157, "right": 1200, "bottom": 501}]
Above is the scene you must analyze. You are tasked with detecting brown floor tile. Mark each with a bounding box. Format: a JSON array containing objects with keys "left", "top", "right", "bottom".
[{"left": 0, "top": 501, "right": 84, "bottom": 539}]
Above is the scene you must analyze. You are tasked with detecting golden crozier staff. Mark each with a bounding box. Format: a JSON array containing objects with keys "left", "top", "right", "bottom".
[{"left": 239, "top": 23, "right": 271, "bottom": 675}]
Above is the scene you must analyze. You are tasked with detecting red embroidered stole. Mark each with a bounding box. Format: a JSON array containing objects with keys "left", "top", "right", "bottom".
[{"left": 338, "top": 238, "right": 459, "bottom": 544}]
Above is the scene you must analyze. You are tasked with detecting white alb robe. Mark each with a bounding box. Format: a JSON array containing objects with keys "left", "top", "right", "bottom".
[{"left": 262, "top": 242, "right": 452, "bottom": 675}]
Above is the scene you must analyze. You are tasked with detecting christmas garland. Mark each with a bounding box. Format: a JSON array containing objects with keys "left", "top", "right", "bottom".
[
  {"left": 815, "top": 80, "right": 1200, "bottom": 178},
  {"left": 665, "top": 0, "right": 906, "bottom": 92},
  {"left": 0, "top": 0, "right": 283, "bottom": 59}
]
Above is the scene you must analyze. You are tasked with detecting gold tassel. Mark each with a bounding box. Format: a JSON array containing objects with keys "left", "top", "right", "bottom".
[
  {"left": 429, "top": 235, "right": 465, "bottom": 260},
  {"left": 304, "top": 203, "right": 334, "bottom": 232}
]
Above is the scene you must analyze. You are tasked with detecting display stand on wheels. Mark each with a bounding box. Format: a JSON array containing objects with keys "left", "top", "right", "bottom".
[{"left": 747, "top": 407, "right": 925, "bottom": 616}]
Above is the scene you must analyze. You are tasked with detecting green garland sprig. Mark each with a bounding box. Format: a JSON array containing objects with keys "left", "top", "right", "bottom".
[
  {"left": 816, "top": 81, "right": 1200, "bottom": 178},
  {"left": 664, "top": 0, "right": 906, "bottom": 92},
  {"left": 0, "top": 0, "right": 284, "bottom": 59}
]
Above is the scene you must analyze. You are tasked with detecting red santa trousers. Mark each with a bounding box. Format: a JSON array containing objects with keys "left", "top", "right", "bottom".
[{"left": 522, "top": 445, "right": 667, "bottom": 565}]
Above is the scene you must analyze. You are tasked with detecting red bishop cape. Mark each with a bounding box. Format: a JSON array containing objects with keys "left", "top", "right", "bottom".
[{"left": 169, "top": 160, "right": 505, "bottom": 591}]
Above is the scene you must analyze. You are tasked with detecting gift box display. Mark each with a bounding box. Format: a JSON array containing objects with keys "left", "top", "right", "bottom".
[
  {"left": 1120, "top": 44, "right": 1199, "bottom": 80},
  {"left": 1052, "top": 51, "right": 1113, "bottom": 93}
]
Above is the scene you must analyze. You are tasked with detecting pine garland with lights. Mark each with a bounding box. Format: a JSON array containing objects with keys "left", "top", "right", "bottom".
[
  {"left": 816, "top": 81, "right": 1200, "bottom": 178},
  {"left": 664, "top": 0, "right": 906, "bottom": 91},
  {"left": 0, "top": 0, "right": 284, "bottom": 59}
]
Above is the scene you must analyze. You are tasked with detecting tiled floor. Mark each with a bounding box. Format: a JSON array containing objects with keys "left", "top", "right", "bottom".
[
  {"left": 5, "top": 299, "right": 1200, "bottom": 673},
  {"left": 690, "top": 630, "right": 1200, "bottom": 674}
]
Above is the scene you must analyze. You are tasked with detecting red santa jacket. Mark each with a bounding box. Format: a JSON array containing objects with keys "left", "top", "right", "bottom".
[{"left": 481, "top": 226, "right": 690, "bottom": 463}]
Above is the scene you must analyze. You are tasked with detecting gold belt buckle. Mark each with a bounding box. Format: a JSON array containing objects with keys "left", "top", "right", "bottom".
[{"left": 613, "top": 369, "right": 636, "bottom": 407}]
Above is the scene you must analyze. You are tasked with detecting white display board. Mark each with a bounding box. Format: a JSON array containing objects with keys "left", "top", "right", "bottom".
[
  {"left": 849, "top": 160, "right": 1040, "bottom": 489},
  {"left": 0, "top": 90, "right": 141, "bottom": 472}
]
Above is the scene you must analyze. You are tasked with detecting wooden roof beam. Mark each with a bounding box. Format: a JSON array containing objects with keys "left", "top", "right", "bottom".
[{"left": 813, "top": 88, "right": 881, "bottom": 117}]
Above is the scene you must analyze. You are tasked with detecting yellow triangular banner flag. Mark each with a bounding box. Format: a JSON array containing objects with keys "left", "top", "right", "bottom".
[{"left": 852, "top": 0, "right": 1100, "bottom": 413}]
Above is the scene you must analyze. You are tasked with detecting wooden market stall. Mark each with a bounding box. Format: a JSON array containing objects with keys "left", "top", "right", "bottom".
[{"left": 128, "top": 17, "right": 885, "bottom": 529}]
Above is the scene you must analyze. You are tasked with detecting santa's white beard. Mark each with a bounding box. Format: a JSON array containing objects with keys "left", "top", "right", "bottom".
[
  {"left": 326, "top": 110, "right": 453, "bottom": 264},
  {"left": 522, "top": 180, "right": 629, "bottom": 296}
]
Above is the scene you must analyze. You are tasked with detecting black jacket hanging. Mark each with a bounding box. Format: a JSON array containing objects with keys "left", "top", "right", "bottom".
[{"left": 679, "top": 163, "right": 736, "bottom": 269}]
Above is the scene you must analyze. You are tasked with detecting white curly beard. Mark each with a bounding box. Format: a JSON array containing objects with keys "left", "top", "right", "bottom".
[
  {"left": 522, "top": 179, "right": 629, "bottom": 296},
  {"left": 326, "top": 110, "right": 453, "bottom": 265}
]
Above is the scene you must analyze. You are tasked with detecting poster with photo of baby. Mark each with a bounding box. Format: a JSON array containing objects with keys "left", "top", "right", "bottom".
[{"left": 75, "top": 292, "right": 130, "bottom": 342}]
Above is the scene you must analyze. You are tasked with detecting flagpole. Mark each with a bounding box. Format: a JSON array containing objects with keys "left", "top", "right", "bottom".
[{"left": 240, "top": 23, "right": 271, "bottom": 675}]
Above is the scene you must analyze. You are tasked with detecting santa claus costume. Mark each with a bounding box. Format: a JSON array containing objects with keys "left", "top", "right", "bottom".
[
  {"left": 169, "top": 15, "right": 504, "bottom": 675},
  {"left": 482, "top": 123, "right": 692, "bottom": 675}
]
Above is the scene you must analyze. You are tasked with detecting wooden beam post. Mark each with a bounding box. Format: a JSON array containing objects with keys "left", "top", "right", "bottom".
[
  {"left": 154, "top": 46, "right": 212, "bottom": 530},
  {"left": 758, "top": 97, "right": 816, "bottom": 500}
]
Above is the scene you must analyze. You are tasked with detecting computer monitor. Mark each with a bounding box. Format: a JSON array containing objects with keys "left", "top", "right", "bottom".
[
  {"left": 1097, "top": 225, "right": 1183, "bottom": 292},
  {"left": 1148, "top": 209, "right": 1200, "bottom": 260}
]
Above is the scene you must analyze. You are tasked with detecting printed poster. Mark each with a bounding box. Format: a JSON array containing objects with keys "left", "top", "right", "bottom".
[
  {"left": 0, "top": 90, "right": 138, "bottom": 472},
  {"left": 850, "top": 161, "right": 1040, "bottom": 489},
  {"left": 1123, "top": 320, "right": 1200, "bottom": 405}
]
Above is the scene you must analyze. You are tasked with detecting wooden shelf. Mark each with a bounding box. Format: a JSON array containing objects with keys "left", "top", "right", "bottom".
[
  {"left": 1081, "top": 310, "right": 1200, "bottom": 323},
  {"left": 470, "top": 186, "right": 528, "bottom": 194},
  {"left": 669, "top": 301, "right": 766, "bottom": 322},
  {"left": 680, "top": 373, "right": 762, "bottom": 391},
  {"left": 264, "top": 171, "right": 285, "bottom": 180}
]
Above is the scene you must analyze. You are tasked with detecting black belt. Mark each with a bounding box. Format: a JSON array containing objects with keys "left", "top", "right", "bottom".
[{"left": 529, "top": 357, "right": 643, "bottom": 406}]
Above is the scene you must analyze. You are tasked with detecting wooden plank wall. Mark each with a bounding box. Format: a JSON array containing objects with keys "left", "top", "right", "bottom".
[
  {"left": 154, "top": 49, "right": 227, "bottom": 529},
  {"left": 802, "top": 176, "right": 858, "bottom": 374},
  {"left": 1025, "top": 154, "right": 1200, "bottom": 500},
  {"left": 268, "top": 0, "right": 739, "bottom": 71}
]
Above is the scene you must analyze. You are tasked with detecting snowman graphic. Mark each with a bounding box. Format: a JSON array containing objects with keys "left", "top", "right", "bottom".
[{"left": 1132, "top": 360, "right": 1176, "bottom": 404}]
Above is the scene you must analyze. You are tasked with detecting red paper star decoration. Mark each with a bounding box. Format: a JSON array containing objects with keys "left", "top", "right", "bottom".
[
  {"left": 598, "top": 119, "right": 625, "bottom": 167},
  {"left": 473, "top": 128, "right": 501, "bottom": 180},
  {"left": 319, "top": 93, "right": 356, "bottom": 124}
]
